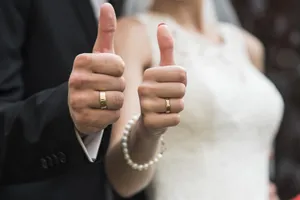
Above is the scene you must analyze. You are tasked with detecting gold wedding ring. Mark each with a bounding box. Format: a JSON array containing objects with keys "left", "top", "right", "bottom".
[
  {"left": 165, "top": 99, "right": 171, "bottom": 114},
  {"left": 99, "top": 92, "right": 108, "bottom": 110}
]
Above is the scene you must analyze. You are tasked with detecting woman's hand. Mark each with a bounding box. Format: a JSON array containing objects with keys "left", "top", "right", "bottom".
[
  {"left": 138, "top": 23, "right": 187, "bottom": 136},
  {"left": 105, "top": 22, "right": 186, "bottom": 197}
]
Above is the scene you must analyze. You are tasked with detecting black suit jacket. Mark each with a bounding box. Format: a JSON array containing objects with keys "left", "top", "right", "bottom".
[{"left": 0, "top": 0, "right": 123, "bottom": 199}]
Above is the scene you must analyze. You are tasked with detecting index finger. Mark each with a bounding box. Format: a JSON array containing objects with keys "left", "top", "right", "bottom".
[{"left": 93, "top": 3, "right": 117, "bottom": 53}]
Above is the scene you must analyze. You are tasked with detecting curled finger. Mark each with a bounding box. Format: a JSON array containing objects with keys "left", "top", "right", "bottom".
[
  {"left": 90, "top": 53, "right": 125, "bottom": 77},
  {"left": 69, "top": 71, "right": 125, "bottom": 91},
  {"left": 141, "top": 98, "right": 184, "bottom": 114},
  {"left": 138, "top": 82, "right": 185, "bottom": 99},
  {"left": 70, "top": 90, "right": 124, "bottom": 111},
  {"left": 143, "top": 113, "right": 181, "bottom": 130},
  {"left": 91, "top": 90, "right": 124, "bottom": 110},
  {"left": 73, "top": 108, "right": 120, "bottom": 134},
  {"left": 143, "top": 66, "right": 187, "bottom": 85}
]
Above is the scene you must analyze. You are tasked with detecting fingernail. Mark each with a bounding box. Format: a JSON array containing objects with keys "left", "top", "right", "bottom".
[{"left": 158, "top": 23, "right": 166, "bottom": 27}]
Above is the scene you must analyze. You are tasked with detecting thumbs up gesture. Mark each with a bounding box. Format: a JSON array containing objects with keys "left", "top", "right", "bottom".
[
  {"left": 68, "top": 3, "right": 125, "bottom": 134},
  {"left": 138, "top": 24, "right": 186, "bottom": 134}
]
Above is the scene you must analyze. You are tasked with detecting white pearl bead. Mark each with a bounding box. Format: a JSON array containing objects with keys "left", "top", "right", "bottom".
[
  {"left": 123, "top": 130, "right": 129, "bottom": 135},
  {"left": 122, "top": 142, "right": 127, "bottom": 148},
  {"left": 133, "top": 115, "right": 139, "bottom": 120},
  {"left": 122, "top": 114, "right": 165, "bottom": 171},
  {"left": 133, "top": 164, "right": 138, "bottom": 169},
  {"left": 124, "top": 153, "right": 129, "bottom": 158},
  {"left": 138, "top": 165, "right": 143, "bottom": 171},
  {"left": 125, "top": 124, "right": 131, "bottom": 130}
]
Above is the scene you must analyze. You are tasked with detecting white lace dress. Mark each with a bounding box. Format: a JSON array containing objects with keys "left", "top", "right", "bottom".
[{"left": 137, "top": 14, "right": 284, "bottom": 200}]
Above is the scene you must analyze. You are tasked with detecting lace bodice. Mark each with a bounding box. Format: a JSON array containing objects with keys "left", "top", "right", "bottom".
[{"left": 137, "top": 13, "right": 284, "bottom": 200}]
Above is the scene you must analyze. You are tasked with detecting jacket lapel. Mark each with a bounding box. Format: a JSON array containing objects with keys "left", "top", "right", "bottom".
[
  {"left": 70, "top": 0, "right": 98, "bottom": 47},
  {"left": 70, "top": 0, "right": 125, "bottom": 48}
]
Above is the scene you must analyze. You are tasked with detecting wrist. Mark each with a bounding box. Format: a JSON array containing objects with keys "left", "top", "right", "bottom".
[
  {"left": 121, "top": 115, "right": 165, "bottom": 171},
  {"left": 74, "top": 123, "right": 106, "bottom": 137},
  {"left": 74, "top": 126, "right": 87, "bottom": 138},
  {"left": 135, "top": 116, "right": 166, "bottom": 142}
]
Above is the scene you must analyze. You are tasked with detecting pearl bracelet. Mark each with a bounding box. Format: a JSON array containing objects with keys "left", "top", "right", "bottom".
[{"left": 121, "top": 115, "right": 165, "bottom": 171}]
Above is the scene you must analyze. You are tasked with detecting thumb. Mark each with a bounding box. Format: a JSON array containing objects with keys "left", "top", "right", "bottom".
[
  {"left": 93, "top": 3, "right": 117, "bottom": 53},
  {"left": 157, "top": 23, "right": 175, "bottom": 66}
]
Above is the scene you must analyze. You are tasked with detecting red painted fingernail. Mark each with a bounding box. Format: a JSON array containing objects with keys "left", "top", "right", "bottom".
[{"left": 158, "top": 23, "right": 166, "bottom": 27}]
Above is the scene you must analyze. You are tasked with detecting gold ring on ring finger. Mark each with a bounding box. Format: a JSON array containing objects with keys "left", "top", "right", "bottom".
[
  {"left": 165, "top": 98, "right": 171, "bottom": 114},
  {"left": 99, "top": 91, "right": 108, "bottom": 110}
]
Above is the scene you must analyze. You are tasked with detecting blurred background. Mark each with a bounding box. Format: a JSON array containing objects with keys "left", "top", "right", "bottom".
[
  {"left": 232, "top": 0, "right": 300, "bottom": 98},
  {"left": 232, "top": 1, "right": 300, "bottom": 199}
]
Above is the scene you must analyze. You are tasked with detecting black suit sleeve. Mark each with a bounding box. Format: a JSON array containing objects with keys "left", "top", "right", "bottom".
[
  {"left": 0, "top": 0, "right": 27, "bottom": 103},
  {"left": 0, "top": 0, "right": 89, "bottom": 184}
]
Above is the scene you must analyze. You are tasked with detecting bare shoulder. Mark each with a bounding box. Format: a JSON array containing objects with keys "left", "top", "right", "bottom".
[
  {"left": 115, "top": 16, "right": 146, "bottom": 39},
  {"left": 114, "top": 17, "right": 152, "bottom": 67},
  {"left": 240, "top": 28, "right": 265, "bottom": 72}
]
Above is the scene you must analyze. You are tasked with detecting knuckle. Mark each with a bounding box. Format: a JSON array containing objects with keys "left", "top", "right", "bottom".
[
  {"left": 69, "top": 72, "right": 86, "bottom": 89},
  {"left": 143, "top": 67, "right": 155, "bottom": 80},
  {"left": 69, "top": 93, "right": 86, "bottom": 109},
  {"left": 73, "top": 110, "right": 89, "bottom": 125},
  {"left": 138, "top": 83, "right": 153, "bottom": 97},
  {"left": 74, "top": 53, "right": 91, "bottom": 68},
  {"left": 112, "top": 92, "right": 124, "bottom": 109},
  {"left": 172, "top": 114, "right": 181, "bottom": 126},
  {"left": 113, "top": 55, "right": 125, "bottom": 76},
  {"left": 102, "top": 20, "right": 116, "bottom": 33},
  {"left": 77, "top": 115, "right": 88, "bottom": 126},
  {"left": 178, "top": 99, "right": 185, "bottom": 112},
  {"left": 119, "top": 76, "right": 126, "bottom": 92},
  {"left": 110, "top": 110, "right": 121, "bottom": 122},
  {"left": 69, "top": 96, "right": 78, "bottom": 109},
  {"left": 176, "top": 67, "right": 187, "bottom": 84},
  {"left": 140, "top": 99, "right": 152, "bottom": 112},
  {"left": 178, "top": 83, "right": 186, "bottom": 97}
]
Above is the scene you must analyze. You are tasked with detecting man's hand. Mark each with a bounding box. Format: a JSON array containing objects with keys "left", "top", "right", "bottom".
[
  {"left": 269, "top": 183, "right": 279, "bottom": 200},
  {"left": 68, "top": 3, "right": 125, "bottom": 134},
  {"left": 138, "top": 23, "right": 186, "bottom": 136}
]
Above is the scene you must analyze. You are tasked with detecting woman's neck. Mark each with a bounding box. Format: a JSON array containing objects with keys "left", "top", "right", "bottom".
[
  {"left": 150, "top": 0, "right": 204, "bottom": 32},
  {"left": 150, "top": 0, "right": 223, "bottom": 44}
]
